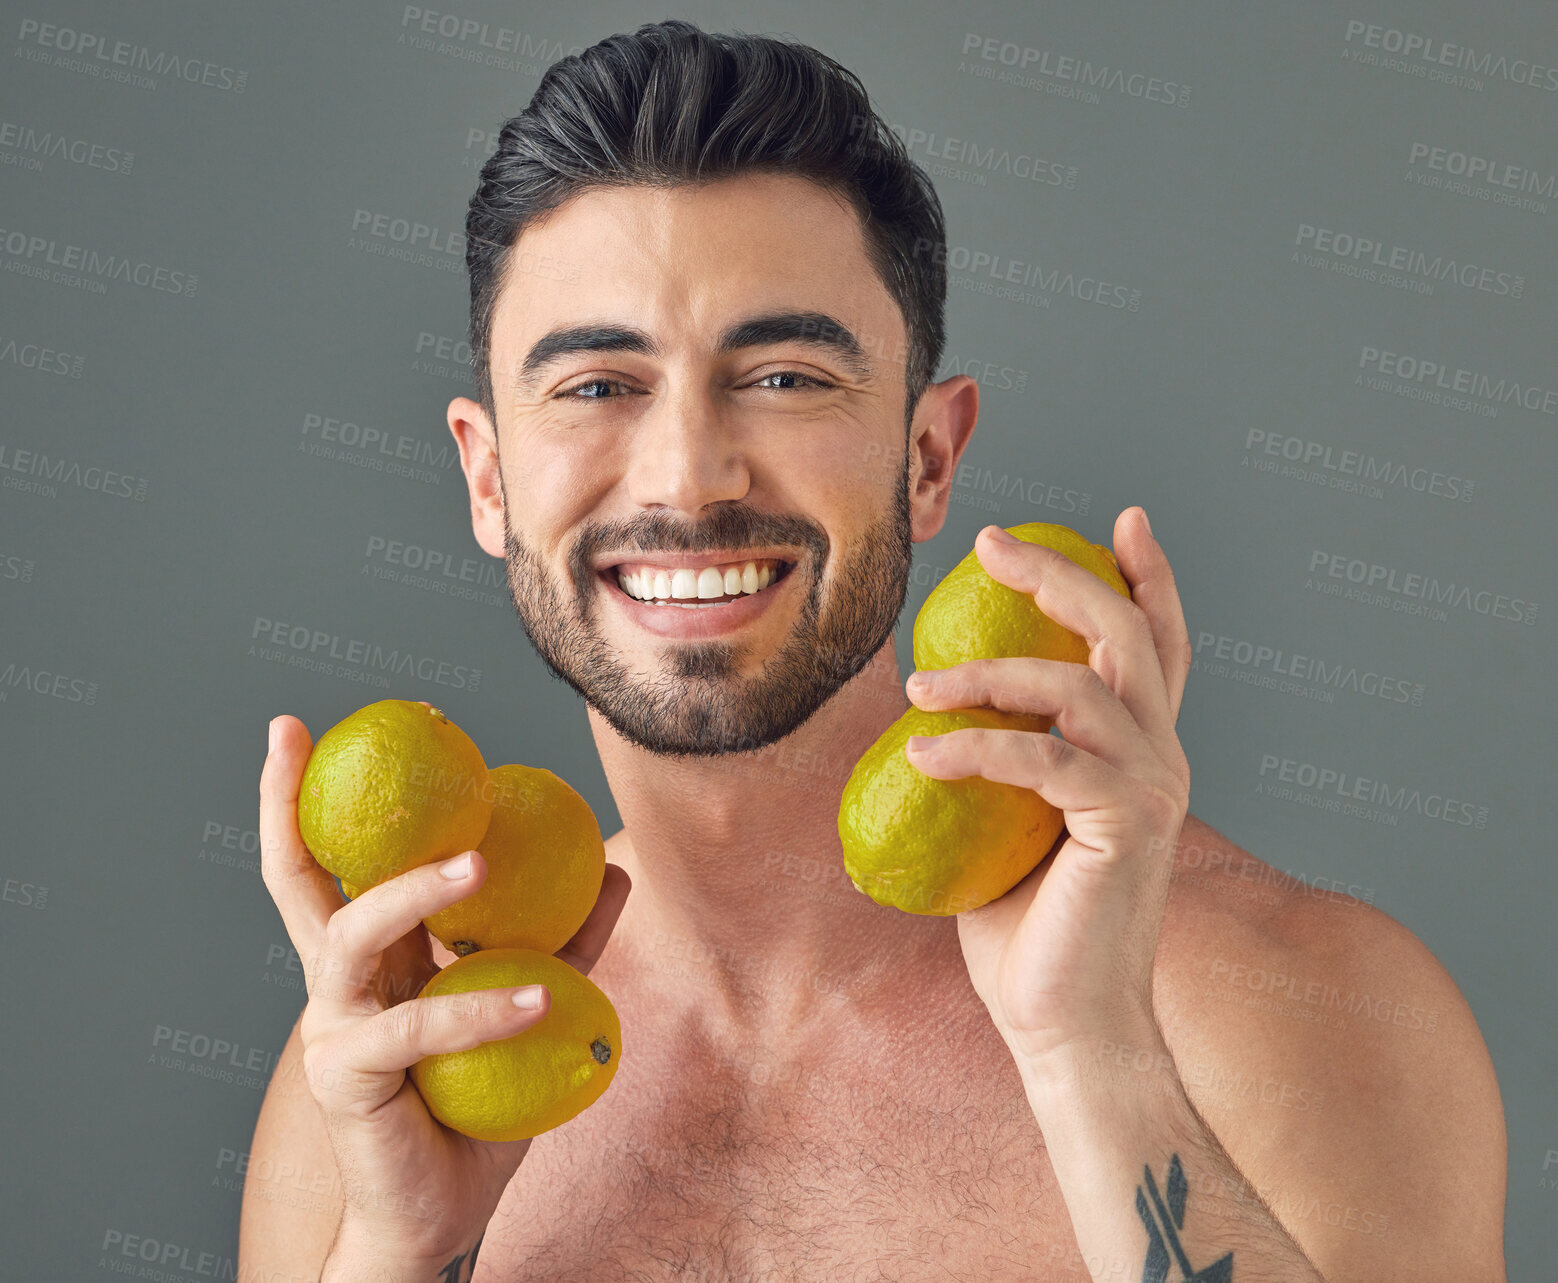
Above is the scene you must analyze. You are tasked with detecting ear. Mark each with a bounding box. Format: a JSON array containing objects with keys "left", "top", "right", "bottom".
[
  {"left": 906, "top": 373, "right": 979, "bottom": 545},
  {"left": 447, "top": 396, "right": 506, "bottom": 559}
]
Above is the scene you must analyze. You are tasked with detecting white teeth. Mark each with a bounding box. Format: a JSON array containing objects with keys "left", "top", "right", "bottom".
[{"left": 615, "top": 558, "right": 787, "bottom": 602}]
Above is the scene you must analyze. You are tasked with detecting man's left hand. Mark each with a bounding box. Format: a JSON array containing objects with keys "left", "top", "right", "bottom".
[{"left": 903, "top": 506, "right": 1193, "bottom": 1065}]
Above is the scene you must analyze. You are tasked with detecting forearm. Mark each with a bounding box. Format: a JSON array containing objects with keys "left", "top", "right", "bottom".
[
  {"left": 323, "top": 1217, "right": 487, "bottom": 1283},
  {"left": 1016, "top": 1024, "right": 1325, "bottom": 1283}
]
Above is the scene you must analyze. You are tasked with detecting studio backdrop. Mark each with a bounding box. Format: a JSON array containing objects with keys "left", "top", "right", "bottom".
[{"left": 1, "top": 0, "right": 1553, "bottom": 1275}]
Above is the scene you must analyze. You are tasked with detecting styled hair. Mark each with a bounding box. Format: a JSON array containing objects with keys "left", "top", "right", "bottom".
[{"left": 463, "top": 18, "right": 947, "bottom": 432}]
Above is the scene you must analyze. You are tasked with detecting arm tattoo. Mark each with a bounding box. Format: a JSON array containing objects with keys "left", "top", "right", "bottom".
[
  {"left": 437, "top": 1231, "right": 484, "bottom": 1283},
  {"left": 1135, "top": 1154, "right": 1234, "bottom": 1282}
]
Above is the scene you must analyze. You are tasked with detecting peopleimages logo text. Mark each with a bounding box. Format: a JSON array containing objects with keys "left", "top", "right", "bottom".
[
  {"left": 1343, "top": 21, "right": 1558, "bottom": 91},
  {"left": 15, "top": 18, "right": 249, "bottom": 91},
  {"left": 960, "top": 33, "right": 1190, "bottom": 106},
  {"left": 1408, "top": 143, "right": 1558, "bottom": 197},
  {"left": 0, "top": 442, "right": 148, "bottom": 499},
  {"left": 860, "top": 115, "right": 1077, "bottom": 189},
  {"left": 0, "top": 225, "right": 196, "bottom": 296},
  {"left": 399, "top": 7, "right": 583, "bottom": 61},
  {"left": 1295, "top": 225, "right": 1523, "bottom": 297},
  {"left": 1258, "top": 755, "right": 1488, "bottom": 829},
  {"left": 1194, "top": 632, "right": 1424, "bottom": 706},
  {"left": 249, "top": 617, "right": 482, "bottom": 691},
  {"left": 917, "top": 239, "right": 1142, "bottom": 310},
  {"left": 0, "top": 120, "right": 133, "bottom": 172},
  {"left": 1308, "top": 551, "right": 1537, "bottom": 624},
  {"left": 1358, "top": 346, "right": 1558, "bottom": 415}
]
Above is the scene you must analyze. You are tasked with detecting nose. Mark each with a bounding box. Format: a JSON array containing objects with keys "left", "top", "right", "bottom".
[{"left": 625, "top": 381, "right": 751, "bottom": 515}]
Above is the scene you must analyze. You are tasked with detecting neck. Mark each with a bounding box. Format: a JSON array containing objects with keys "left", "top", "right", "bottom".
[{"left": 587, "top": 637, "right": 966, "bottom": 1044}]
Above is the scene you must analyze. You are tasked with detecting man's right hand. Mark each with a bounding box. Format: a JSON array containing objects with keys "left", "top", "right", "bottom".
[{"left": 258, "top": 711, "right": 632, "bottom": 1267}]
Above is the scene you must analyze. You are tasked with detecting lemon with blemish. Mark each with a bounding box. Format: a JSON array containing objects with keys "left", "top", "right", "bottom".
[{"left": 409, "top": 949, "right": 622, "bottom": 1140}]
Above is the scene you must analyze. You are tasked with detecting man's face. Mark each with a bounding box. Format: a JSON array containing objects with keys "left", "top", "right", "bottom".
[{"left": 461, "top": 174, "right": 940, "bottom": 757}]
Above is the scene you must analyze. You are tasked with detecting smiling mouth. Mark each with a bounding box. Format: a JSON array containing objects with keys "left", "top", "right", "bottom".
[{"left": 600, "top": 557, "right": 796, "bottom": 607}]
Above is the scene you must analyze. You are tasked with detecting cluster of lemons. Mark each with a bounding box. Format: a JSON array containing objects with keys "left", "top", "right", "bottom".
[
  {"left": 839, "top": 522, "right": 1131, "bottom": 916},
  {"left": 296, "top": 701, "right": 619, "bottom": 1141},
  {"left": 291, "top": 521, "right": 1123, "bottom": 1137}
]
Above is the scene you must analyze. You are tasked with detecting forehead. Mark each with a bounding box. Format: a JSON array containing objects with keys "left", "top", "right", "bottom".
[{"left": 488, "top": 173, "right": 904, "bottom": 371}]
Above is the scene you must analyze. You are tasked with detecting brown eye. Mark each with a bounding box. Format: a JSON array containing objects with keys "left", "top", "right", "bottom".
[{"left": 755, "top": 371, "right": 831, "bottom": 390}]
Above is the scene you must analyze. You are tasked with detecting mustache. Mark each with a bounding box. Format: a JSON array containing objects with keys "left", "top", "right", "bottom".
[{"left": 570, "top": 505, "right": 829, "bottom": 580}]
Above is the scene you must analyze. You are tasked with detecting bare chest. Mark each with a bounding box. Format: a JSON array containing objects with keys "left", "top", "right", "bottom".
[{"left": 472, "top": 1041, "right": 1091, "bottom": 1282}]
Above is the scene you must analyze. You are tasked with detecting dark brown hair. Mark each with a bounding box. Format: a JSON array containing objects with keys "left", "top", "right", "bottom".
[{"left": 464, "top": 17, "right": 947, "bottom": 431}]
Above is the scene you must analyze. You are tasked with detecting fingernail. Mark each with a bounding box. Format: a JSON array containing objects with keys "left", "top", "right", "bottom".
[
  {"left": 906, "top": 735, "right": 934, "bottom": 752},
  {"left": 906, "top": 670, "right": 936, "bottom": 690},
  {"left": 267, "top": 718, "right": 278, "bottom": 752},
  {"left": 440, "top": 852, "right": 474, "bottom": 879},
  {"left": 1140, "top": 507, "right": 1152, "bottom": 537},
  {"left": 511, "top": 985, "right": 547, "bottom": 1009},
  {"left": 986, "top": 525, "right": 1020, "bottom": 544}
]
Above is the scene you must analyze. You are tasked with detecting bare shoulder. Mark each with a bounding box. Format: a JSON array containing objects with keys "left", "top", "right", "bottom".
[{"left": 1147, "top": 814, "right": 1507, "bottom": 1279}]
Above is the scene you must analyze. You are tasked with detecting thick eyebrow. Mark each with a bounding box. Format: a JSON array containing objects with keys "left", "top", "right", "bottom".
[
  {"left": 719, "top": 312, "right": 874, "bottom": 379},
  {"left": 510, "top": 310, "right": 875, "bottom": 392}
]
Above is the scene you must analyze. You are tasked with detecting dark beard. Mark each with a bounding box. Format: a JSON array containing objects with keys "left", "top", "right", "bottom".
[{"left": 499, "top": 448, "right": 912, "bottom": 758}]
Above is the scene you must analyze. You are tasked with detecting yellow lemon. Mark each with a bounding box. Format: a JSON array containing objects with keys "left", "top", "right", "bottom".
[
  {"left": 297, "top": 700, "right": 492, "bottom": 888},
  {"left": 409, "top": 949, "right": 622, "bottom": 1141},
  {"left": 913, "top": 522, "right": 1130, "bottom": 671},
  {"left": 422, "top": 764, "right": 606, "bottom": 957},
  {"left": 838, "top": 706, "right": 1064, "bottom": 915}
]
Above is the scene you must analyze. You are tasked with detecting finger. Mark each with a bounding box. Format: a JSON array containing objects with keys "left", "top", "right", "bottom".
[
  {"left": 306, "top": 984, "right": 552, "bottom": 1109},
  {"left": 557, "top": 863, "right": 632, "bottom": 977},
  {"left": 972, "top": 523, "right": 1176, "bottom": 745},
  {"left": 904, "top": 727, "right": 1183, "bottom": 857},
  {"left": 1113, "top": 507, "right": 1192, "bottom": 724},
  {"left": 907, "top": 656, "right": 1164, "bottom": 780},
  {"left": 259, "top": 715, "right": 340, "bottom": 964},
  {"left": 308, "top": 850, "right": 489, "bottom": 1018}
]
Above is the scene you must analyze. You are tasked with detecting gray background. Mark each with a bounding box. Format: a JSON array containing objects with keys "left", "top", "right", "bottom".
[{"left": 2, "top": 0, "right": 1553, "bottom": 1275}]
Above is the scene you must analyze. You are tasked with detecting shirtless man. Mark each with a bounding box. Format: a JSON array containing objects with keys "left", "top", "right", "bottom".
[{"left": 241, "top": 19, "right": 1506, "bottom": 1281}]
